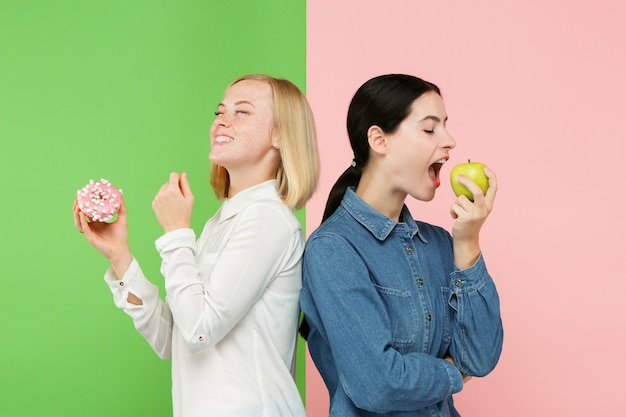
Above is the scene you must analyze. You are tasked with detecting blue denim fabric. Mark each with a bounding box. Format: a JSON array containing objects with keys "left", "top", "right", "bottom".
[{"left": 301, "top": 188, "right": 503, "bottom": 417}]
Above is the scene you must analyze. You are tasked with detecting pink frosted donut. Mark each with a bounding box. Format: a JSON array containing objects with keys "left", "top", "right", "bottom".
[{"left": 76, "top": 178, "right": 122, "bottom": 223}]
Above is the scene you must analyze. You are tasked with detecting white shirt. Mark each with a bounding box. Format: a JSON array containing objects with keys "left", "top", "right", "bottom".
[{"left": 104, "top": 180, "right": 307, "bottom": 417}]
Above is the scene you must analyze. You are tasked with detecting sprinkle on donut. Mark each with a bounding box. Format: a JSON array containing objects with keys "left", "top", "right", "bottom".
[{"left": 76, "top": 178, "right": 123, "bottom": 223}]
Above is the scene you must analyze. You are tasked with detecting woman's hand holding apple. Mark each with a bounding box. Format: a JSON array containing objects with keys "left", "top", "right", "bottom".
[
  {"left": 450, "top": 160, "right": 489, "bottom": 201},
  {"left": 449, "top": 165, "right": 498, "bottom": 270}
]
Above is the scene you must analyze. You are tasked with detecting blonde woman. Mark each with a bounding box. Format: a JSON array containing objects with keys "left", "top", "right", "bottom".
[{"left": 74, "top": 74, "right": 319, "bottom": 417}]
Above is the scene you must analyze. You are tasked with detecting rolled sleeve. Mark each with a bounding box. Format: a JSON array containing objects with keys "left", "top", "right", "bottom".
[
  {"left": 105, "top": 259, "right": 159, "bottom": 309},
  {"left": 448, "top": 254, "right": 503, "bottom": 376}
]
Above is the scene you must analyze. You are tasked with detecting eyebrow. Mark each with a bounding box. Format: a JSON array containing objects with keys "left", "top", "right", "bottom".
[
  {"left": 419, "top": 115, "right": 448, "bottom": 123},
  {"left": 217, "top": 100, "right": 256, "bottom": 108}
]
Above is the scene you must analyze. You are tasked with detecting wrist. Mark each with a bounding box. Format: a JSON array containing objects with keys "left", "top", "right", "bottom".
[
  {"left": 109, "top": 248, "right": 133, "bottom": 279},
  {"left": 453, "top": 239, "right": 480, "bottom": 270}
]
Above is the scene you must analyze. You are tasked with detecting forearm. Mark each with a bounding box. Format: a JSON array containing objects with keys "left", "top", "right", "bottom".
[
  {"left": 155, "top": 229, "right": 209, "bottom": 346},
  {"left": 161, "top": 248, "right": 212, "bottom": 347},
  {"left": 105, "top": 259, "right": 173, "bottom": 359},
  {"left": 448, "top": 257, "right": 503, "bottom": 376},
  {"left": 340, "top": 350, "right": 464, "bottom": 412}
]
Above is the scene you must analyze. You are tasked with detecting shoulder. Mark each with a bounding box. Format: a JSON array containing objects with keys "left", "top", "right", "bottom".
[
  {"left": 307, "top": 207, "right": 355, "bottom": 241},
  {"left": 240, "top": 196, "right": 302, "bottom": 232},
  {"left": 305, "top": 209, "right": 363, "bottom": 257}
]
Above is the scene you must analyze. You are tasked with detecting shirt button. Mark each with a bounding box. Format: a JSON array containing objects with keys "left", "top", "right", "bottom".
[
  {"left": 417, "top": 278, "right": 423, "bottom": 286},
  {"left": 119, "top": 281, "right": 124, "bottom": 287},
  {"left": 426, "top": 314, "right": 432, "bottom": 321},
  {"left": 455, "top": 279, "right": 462, "bottom": 287},
  {"left": 406, "top": 246, "right": 413, "bottom": 253},
  {"left": 198, "top": 336, "right": 205, "bottom": 342}
]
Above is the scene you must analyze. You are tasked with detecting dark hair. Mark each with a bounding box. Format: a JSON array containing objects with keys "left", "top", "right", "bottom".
[
  {"left": 322, "top": 74, "right": 441, "bottom": 221},
  {"left": 300, "top": 74, "right": 441, "bottom": 341}
]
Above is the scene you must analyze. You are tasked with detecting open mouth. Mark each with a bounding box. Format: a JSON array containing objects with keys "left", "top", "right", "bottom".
[{"left": 428, "top": 159, "right": 446, "bottom": 187}]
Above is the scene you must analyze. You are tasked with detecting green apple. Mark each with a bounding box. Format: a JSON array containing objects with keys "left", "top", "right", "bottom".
[{"left": 450, "top": 160, "right": 489, "bottom": 201}]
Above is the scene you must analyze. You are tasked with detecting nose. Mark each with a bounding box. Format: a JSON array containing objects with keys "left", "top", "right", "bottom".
[
  {"left": 443, "top": 129, "right": 456, "bottom": 150},
  {"left": 214, "top": 112, "right": 231, "bottom": 127}
]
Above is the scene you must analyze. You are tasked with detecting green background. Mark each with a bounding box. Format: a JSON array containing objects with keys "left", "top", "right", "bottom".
[{"left": 0, "top": 1, "right": 306, "bottom": 415}]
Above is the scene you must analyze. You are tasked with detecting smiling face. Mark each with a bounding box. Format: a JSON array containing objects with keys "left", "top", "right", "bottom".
[
  {"left": 384, "top": 91, "right": 456, "bottom": 202},
  {"left": 209, "top": 79, "right": 279, "bottom": 175}
]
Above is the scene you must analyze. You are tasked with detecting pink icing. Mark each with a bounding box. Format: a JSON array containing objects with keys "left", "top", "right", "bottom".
[{"left": 76, "top": 178, "right": 122, "bottom": 222}]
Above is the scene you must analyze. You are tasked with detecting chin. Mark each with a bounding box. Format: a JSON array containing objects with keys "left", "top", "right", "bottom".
[
  {"left": 409, "top": 189, "right": 436, "bottom": 202},
  {"left": 209, "top": 153, "right": 227, "bottom": 166}
]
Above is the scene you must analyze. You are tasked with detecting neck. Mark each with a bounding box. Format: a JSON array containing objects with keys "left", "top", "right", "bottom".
[
  {"left": 226, "top": 147, "right": 280, "bottom": 198},
  {"left": 355, "top": 168, "right": 406, "bottom": 221},
  {"left": 227, "top": 168, "right": 276, "bottom": 198}
]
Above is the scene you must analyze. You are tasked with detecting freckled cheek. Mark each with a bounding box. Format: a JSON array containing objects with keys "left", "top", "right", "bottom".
[{"left": 246, "top": 124, "right": 271, "bottom": 144}]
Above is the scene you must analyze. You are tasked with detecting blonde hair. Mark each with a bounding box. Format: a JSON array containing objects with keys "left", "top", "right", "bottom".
[{"left": 210, "top": 74, "right": 320, "bottom": 210}]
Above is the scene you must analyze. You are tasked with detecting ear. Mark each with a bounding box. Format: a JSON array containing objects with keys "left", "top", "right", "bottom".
[
  {"left": 270, "top": 128, "right": 281, "bottom": 150},
  {"left": 367, "top": 125, "right": 388, "bottom": 155}
]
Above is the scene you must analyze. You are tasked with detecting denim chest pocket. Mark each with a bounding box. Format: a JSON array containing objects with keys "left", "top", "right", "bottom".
[{"left": 373, "top": 284, "right": 418, "bottom": 350}]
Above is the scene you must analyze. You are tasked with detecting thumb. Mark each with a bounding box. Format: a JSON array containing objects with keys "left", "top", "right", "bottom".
[{"left": 179, "top": 172, "right": 193, "bottom": 198}]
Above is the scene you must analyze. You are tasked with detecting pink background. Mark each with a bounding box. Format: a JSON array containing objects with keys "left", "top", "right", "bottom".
[{"left": 305, "top": 1, "right": 626, "bottom": 415}]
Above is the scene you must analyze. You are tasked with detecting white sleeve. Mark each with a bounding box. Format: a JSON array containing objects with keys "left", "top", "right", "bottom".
[
  {"left": 155, "top": 205, "right": 299, "bottom": 352},
  {"left": 104, "top": 259, "right": 173, "bottom": 360}
]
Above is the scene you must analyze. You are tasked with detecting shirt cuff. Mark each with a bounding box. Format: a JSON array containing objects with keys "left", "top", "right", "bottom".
[
  {"left": 450, "top": 253, "right": 488, "bottom": 293},
  {"left": 104, "top": 258, "right": 155, "bottom": 309},
  {"left": 155, "top": 228, "right": 196, "bottom": 253}
]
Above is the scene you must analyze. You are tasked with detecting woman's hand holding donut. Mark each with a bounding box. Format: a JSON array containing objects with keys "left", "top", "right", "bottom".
[
  {"left": 73, "top": 198, "right": 133, "bottom": 277},
  {"left": 449, "top": 166, "right": 497, "bottom": 270},
  {"left": 152, "top": 172, "right": 194, "bottom": 233}
]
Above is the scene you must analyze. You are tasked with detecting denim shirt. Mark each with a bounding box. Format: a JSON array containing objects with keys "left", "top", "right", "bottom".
[{"left": 301, "top": 188, "right": 503, "bottom": 417}]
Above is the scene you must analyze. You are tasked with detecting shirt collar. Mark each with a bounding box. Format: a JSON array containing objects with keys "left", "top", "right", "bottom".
[
  {"left": 341, "top": 187, "right": 427, "bottom": 242},
  {"left": 217, "top": 180, "right": 280, "bottom": 223}
]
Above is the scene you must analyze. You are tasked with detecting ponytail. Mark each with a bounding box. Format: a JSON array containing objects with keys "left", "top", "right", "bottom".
[{"left": 321, "top": 163, "right": 362, "bottom": 222}]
